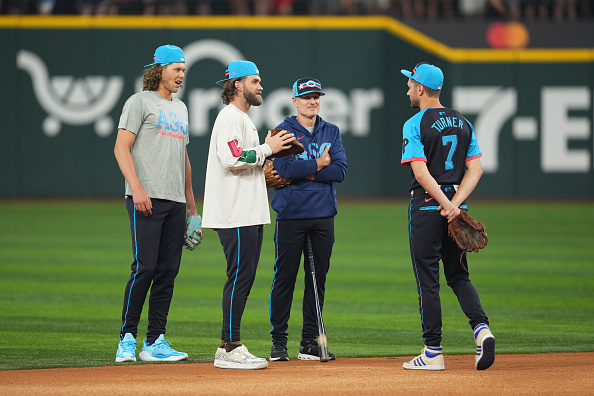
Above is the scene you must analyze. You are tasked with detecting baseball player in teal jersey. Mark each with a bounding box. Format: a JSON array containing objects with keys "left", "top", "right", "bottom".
[{"left": 400, "top": 63, "right": 495, "bottom": 371}]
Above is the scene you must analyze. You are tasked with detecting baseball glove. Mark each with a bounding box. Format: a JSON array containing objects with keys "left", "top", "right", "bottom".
[
  {"left": 184, "top": 214, "right": 203, "bottom": 251},
  {"left": 264, "top": 163, "right": 292, "bottom": 189},
  {"left": 269, "top": 128, "right": 305, "bottom": 158},
  {"left": 448, "top": 210, "right": 488, "bottom": 253}
]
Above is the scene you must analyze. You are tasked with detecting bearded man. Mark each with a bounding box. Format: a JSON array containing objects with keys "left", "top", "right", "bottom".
[{"left": 202, "top": 60, "right": 295, "bottom": 370}]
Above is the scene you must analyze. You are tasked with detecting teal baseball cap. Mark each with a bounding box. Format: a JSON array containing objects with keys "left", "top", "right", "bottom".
[
  {"left": 292, "top": 77, "right": 325, "bottom": 98},
  {"left": 216, "top": 60, "right": 260, "bottom": 86},
  {"left": 400, "top": 62, "right": 443, "bottom": 91},
  {"left": 144, "top": 44, "right": 185, "bottom": 67}
]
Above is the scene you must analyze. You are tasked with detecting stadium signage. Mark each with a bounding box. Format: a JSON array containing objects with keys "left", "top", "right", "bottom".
[
  {"left": 454, "top": 86, "right": 592, "bottom": 173},
  {"left": 4, "top": 19, "right": 592, "bottom": 197},
  {"left": 18, "top": 39, "right": 383, "bottom": 140}
]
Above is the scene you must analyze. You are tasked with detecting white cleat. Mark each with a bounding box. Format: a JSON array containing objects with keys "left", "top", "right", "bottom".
[
  {"left": 474, "top": 323, "right": 495, "bottom": 370},
  {"left": 214, "top": 345, "right": 268, "bottom": 370},
  {"left": 403, "top": 346, "right": 445, "bottom": 371}
]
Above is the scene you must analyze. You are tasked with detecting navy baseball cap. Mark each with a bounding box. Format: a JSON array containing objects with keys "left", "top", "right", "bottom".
[
  {"left": 144, "top": 44, "right": 185, "bottom": 67},
  {"left": 216, "top": 60, "right": 260, "bottom": 86},
  {"left": 400, "top": 63, "right": 443, "bottom": 91},
  {"left": 292, "top": 77, "right": 325, "bottom": 97}
]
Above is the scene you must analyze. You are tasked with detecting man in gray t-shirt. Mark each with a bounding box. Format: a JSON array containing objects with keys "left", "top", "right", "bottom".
[{"left": 113, "top": 44, "right": 200, "bottom": 363}]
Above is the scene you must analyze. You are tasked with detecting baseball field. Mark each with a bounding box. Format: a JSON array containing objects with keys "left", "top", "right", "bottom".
[{"left": 1, "top": 199, "right": 593, "bottom": 394}]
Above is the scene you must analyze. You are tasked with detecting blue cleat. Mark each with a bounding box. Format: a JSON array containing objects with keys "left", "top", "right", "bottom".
[
  {"left": 116, "top": 333, "right": 137, "bottom": 363},
  {"left": 138, "top": 334, "right": 188, "bottom": 362}
]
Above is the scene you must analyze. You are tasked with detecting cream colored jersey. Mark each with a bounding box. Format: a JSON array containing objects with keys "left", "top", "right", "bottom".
[{"left": 202, "top": 104, "right": 272, "bottom": 229}]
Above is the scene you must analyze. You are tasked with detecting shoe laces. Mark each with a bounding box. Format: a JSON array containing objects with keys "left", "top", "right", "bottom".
[
  {"left": 152, "top": 339, "right": 175, "bottom": 352},
  {"left": 301, "top": 341, "right": 318, "bottom": 352},
  {"left": 120, "top": 340, "right": 136, "bottom": 351},
  {"left": 237, "top": 345, "right": 257, "bottom": 359}
]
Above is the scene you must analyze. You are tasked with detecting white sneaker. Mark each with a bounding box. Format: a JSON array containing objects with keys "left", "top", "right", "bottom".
[
  {"left": 215, "top": 346, "right": 226, "bottom": 360},
  {"left": 214, "top": 345, "right": 268, "bottom": 370},
  {"left": 403, "top": 346, "right": 445, "bottom": 371},
  {"left": 474, "top": 323, "right": 495, "bottom": 370}
]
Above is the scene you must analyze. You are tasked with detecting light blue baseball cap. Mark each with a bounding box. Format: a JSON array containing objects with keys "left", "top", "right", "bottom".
[
  {"left": 400, "top": 63, "right": 443, "bottom": 91},
  {"left": 144, "top": 44, "right": 185, "bottom": 67},
  {"left": 216, "top": 60, "right": 260, "bottom": 86}
]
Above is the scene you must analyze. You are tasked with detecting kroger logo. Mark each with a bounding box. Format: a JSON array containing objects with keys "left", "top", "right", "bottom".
[{"left": 18, "top": 39, "right": 384, "bottom": 138}]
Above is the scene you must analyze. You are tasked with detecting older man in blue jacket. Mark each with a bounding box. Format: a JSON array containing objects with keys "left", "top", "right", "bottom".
[{"left": 268, "top": 77, "right": 348, "bottom": 362}]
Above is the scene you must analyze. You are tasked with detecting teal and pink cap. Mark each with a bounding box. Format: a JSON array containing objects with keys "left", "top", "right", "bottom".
[
  {"left": 216, "top": 60, "right": 260, "bottom": 86},
  {"left": 401, "top": 63, "right": 443, "bottom": 91},
  {"left": 144, "top": 44, "right": 185, "bottom": 67}
]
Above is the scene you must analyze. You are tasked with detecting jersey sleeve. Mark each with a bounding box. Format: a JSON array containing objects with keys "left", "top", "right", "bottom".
[
  {"left": 216, "top": 121, "right": 272, "bottom": 169},
  {"left": 466, "top": 119, "right": 482, "bottom": 161},
  {"left": 117, "top": 94, "right": 143, "bottom": 135},
  {"left": 401, "top": 116, "right": 426, "bottom": 166}
]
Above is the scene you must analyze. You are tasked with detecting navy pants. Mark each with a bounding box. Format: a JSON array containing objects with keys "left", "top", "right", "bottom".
[
  {"left": 217, "top": 225, "right": 264, "bottom": 343},
  {"left": 269, "top": 217, "right": 334, "bottom": 345},
  {"left": 120, "top": 198, "right": 185, "bottom": 344},
  {"left": 408, "top": 187, "right": 488, "bottom": 347}
]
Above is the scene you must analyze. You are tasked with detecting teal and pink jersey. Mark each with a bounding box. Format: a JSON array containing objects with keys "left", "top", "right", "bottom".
[{"left": 401, "top": 106, "right": 482, "bottom": 191}]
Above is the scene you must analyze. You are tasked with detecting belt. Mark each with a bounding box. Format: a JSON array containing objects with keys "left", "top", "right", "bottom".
[{"left": 410, "top": 184, "right": 459, "bottom": 196}]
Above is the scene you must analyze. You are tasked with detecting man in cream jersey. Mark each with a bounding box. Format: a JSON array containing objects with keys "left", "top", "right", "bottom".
[{"left": 202, "top": 60, "right": 295, "bottom": 369}]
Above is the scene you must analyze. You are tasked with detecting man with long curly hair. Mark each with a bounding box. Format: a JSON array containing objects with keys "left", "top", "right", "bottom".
[
  {"left": 114, "top": 44, "right": 199, "bottom": 363},
  {"left": 203, "top": 60, "right": 296, "bottom": 369}
]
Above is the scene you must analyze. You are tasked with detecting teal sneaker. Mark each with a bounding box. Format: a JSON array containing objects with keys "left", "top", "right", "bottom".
[
  {"left": 138, "top": 334, "right": 188, "bottom": 362},
  {"left": 116, "top": 333, "right": 137, "bottom": 362}
]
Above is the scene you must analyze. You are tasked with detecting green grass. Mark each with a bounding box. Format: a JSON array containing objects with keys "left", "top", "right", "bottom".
[{"left": 0, "top": 199, "right": 593, "bottom": 370}]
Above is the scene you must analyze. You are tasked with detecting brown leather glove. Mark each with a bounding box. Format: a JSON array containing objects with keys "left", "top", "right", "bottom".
[
  {"left": 264, "top": 163, "right": 292, "bottom": 189},
  {"left": 269, "top": 128, "right": 305, "bottom": 158},
  {"left": 448, "top": 210, "right": 488, "bottom": 253}
]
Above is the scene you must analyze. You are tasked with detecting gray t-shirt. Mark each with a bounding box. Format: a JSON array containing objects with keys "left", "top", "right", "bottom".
[{"left": 118, "top": 91, "right": 189, "bottom": 203}]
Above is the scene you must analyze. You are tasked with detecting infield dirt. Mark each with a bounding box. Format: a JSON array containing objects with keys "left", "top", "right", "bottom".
[{"left": 1, "top": 353, "right": 592, "bottom": 395}]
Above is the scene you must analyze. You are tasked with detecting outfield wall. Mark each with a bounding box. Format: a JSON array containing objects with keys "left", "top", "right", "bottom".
[{"left": 1, "top": 16, "right": 593, "bottom": 198}]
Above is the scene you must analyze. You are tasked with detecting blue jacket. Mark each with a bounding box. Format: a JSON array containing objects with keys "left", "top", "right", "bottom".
[{"left": 271, "top": 115, "right": 347, "bottom": 220}]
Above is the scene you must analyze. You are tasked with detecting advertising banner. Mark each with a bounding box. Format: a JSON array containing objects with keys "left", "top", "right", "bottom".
[{"left": 1, "top": 16, "right": 592, "bottom": 198}]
